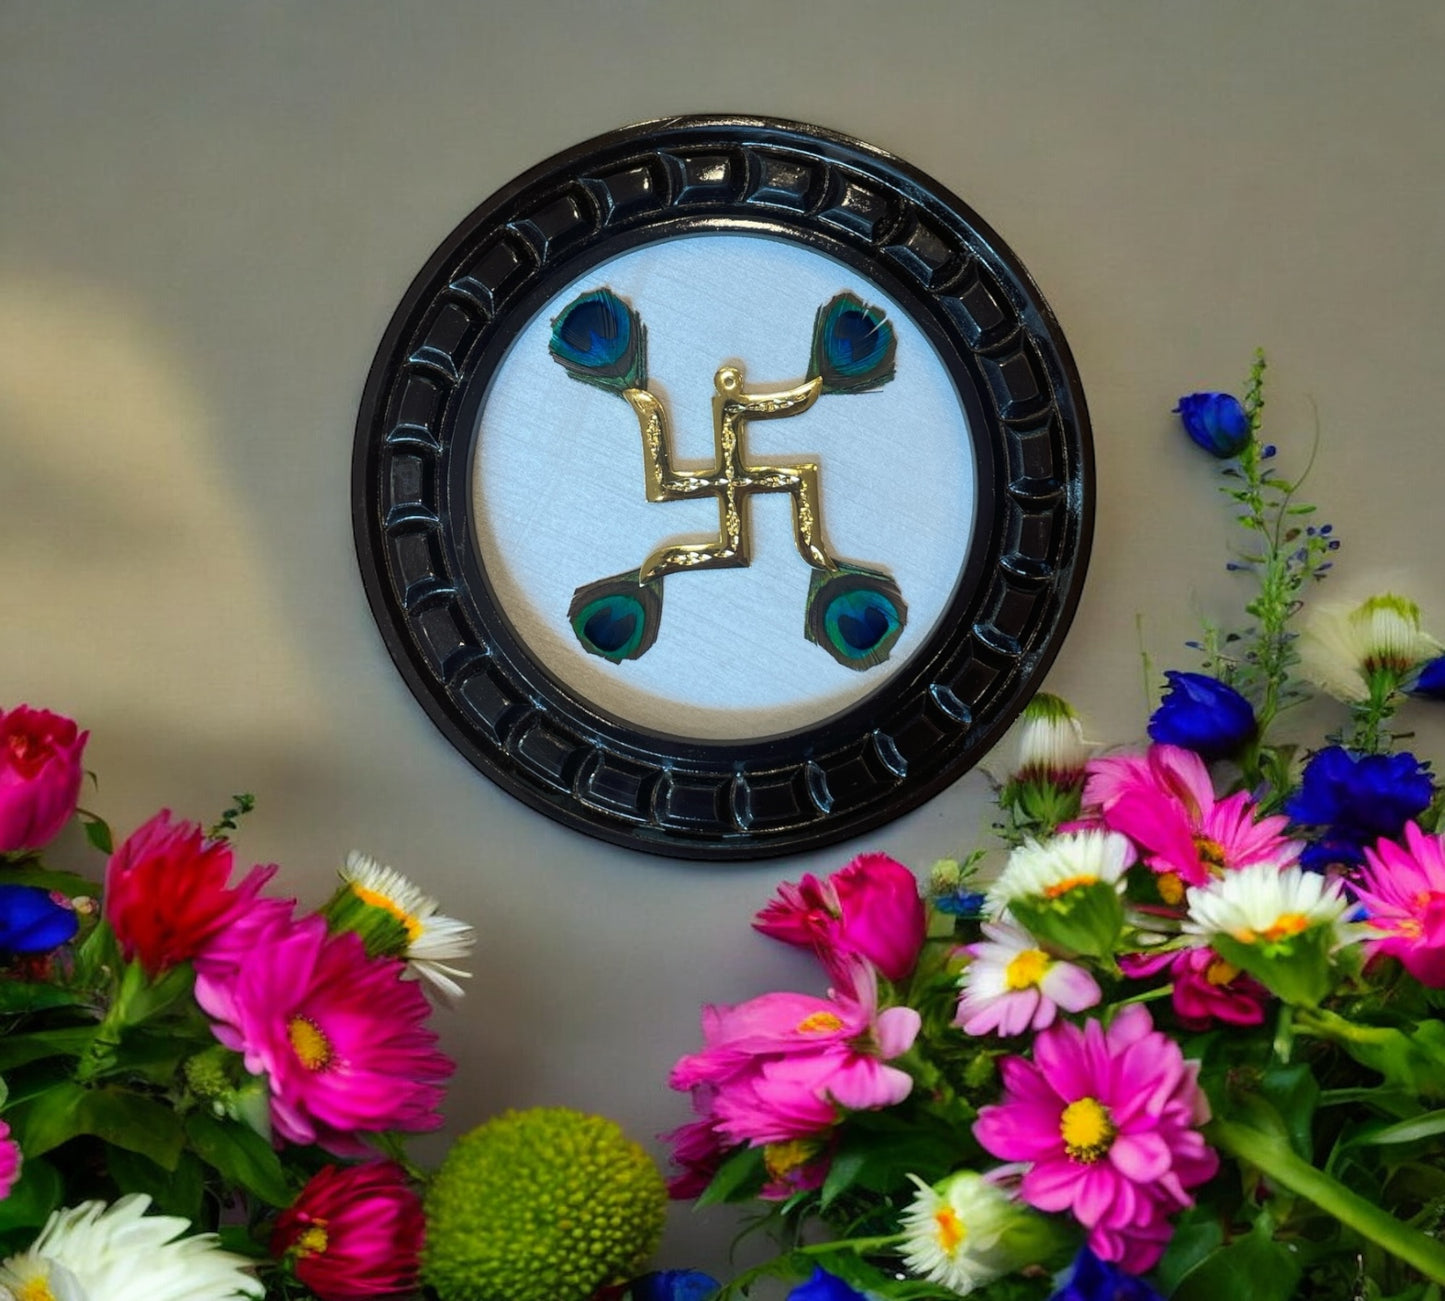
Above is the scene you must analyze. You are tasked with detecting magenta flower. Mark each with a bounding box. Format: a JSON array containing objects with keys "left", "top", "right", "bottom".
[
  {"left": 955, "top": 922, "right": 1101, "bottom": 1037},
  {"left": 1085, "top": 744, "right": 1300, "bottom": 895},
  {"left": 195, "top": 915, "right": 453, "bottom": 1151},
  {"left": 1119, "top": 947, "right": 1271, "bottom": 1031},
  {"left": 754, "top": 853, "right": 926, "bottom": 987},
  {"left": 973, "top": 1005, "right": 1218, "bottom": 1273},
  {"left": 0, "top": 705, "right": 87, "bottom": 855},
  {"left": 0, "top": 1119, "right": 20, "bottom": 1200},
  {"left": 667, "top": 962, "right": 919, "bottom": 1193},
  {"left": 271, "top": 1162, "right": 424, "bottom": 1300},
  {"left": 1355, "top": 821, "right": 1445, "bottom": 987}
]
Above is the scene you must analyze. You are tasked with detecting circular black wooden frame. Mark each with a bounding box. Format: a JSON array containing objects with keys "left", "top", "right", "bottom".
[{"left": 353, "top": 116, "right": 1093, "bottom": 860}]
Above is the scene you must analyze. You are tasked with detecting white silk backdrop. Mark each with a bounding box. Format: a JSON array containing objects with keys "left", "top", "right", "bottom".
[{"left": 3, "top": 2, "right": 1444, "bottom": 1288}]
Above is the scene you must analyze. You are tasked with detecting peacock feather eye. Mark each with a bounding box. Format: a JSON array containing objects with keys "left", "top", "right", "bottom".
[
  {"left": 567, "top": 570, "right": 664, "bottom": 662},
  {"left": 807, "top": 292, "right": 896, "bottom": 394},
  {"left": 549, "top": 287, "right": 647, "bottom": 394},
  {"left": 804, "top": 565, "right": 907, "bottom": 670}
]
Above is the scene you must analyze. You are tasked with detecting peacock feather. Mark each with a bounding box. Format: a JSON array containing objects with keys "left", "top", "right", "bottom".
[
  {"left": 568, "top": 570, "right": 664, "bottom": 663},
  {"left": 806, "top": 292, "right": 896, "bottom": 394},
  {"left": 549, "top": 287, "right": 647, "bottom": 394},
  {"left": 804, "top": 564, "right": 907, "bottom": 670}
]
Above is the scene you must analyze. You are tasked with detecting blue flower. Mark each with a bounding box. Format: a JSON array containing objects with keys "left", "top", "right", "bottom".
[
  {"left": 0, "top": 883, "right": 78, "bottom": 954},
  {"left": 1286, "top": 746, "right": 1434, "bottom": 870},
  {"left": 787, "top": 1267, "right": 871, "bottom": 1301},
  {"left": 1174, "top": 391, "right": 1251, "bottom": 458},
  {"left": 1410, "top": 654, "right": 1445, "bottom": 699},
  {"left": 630, "top": 1270, "right": 721, "bottom": 1301},
  {"left": 1049, "top": 1247, "right": 1165, "bottom": 1301},
  {"left": 1147, "top": 671, "right": 1256, "bottom": 758}
]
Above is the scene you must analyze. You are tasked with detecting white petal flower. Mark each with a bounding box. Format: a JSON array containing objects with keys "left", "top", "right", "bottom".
[
  {"left": 984, "top": 828, "right": 1134, "bottom": 915},
  {"left": 1013, "top": 693, "right": 1093, "bottom": 783},
  {"left": 341, "top": 851, "right": 476, "bottom": 999},
  {"left": 898, "top": 1172, "right": 1020, "bottom": 1294},
  {"left": 1183, "top": 862, "right": 1349, "bottom": 946},
  {"left": 1301, "top": 594, "right": 1441, "bottom": 703},
  {"left": 955, "top": 921, "right": 1101, "bottom": 1037},
  {"left": 0, "top": 1194, "right": 263, "bottom": 1301}
]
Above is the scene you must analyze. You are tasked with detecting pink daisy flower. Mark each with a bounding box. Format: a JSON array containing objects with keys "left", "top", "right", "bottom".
[
  {"left": 1120, "top": 947, "right": 1272, "bottom": 1030},
  {"left": 954, "top": 922, "right": 1101, "bottom": 1037},
  {"left": 973, "top": 1004, "right": 1218, "bottom": 1273},
  {"left": 1085, "top": 744, "right": 1300, "bottom": 895},
  {"left": 1355, "top": 821, "right": 1445, "bottom": 987},
  {"left": 0, "top": 1120, "right": 20, "bottom": 1200},
  {"left": 195, "top": 915, "right": 453, "bottom": 1151}
]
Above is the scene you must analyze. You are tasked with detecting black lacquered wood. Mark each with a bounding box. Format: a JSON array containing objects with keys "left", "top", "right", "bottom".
[{"left": 353, "top": 115, "right": 1094, "bottom": 860}]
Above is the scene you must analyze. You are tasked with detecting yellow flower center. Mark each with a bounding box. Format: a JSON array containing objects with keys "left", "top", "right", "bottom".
[
  {"left": 1193, "top": 837, "right": 1228, "bottom": 875},
  {"left": 350, "top": 883, "right": 424, "bottom": 942},
  {"left": 1004, "top": 948, "right": 1051, "bottom": 990},
  {"left": 934, "top": 1205, "right": 966, "bottom": 1257},
  {"left": 14, "top": 1278, "right": 57, "bottom": 1301},
  {"left": 1237, "top": 913, "right": 1309, "bottom": 945},
  {"left": 764, "top": 1139, "right": 823, "bottom": 1181},
  {"left": 295, "top": 1223, "right": 329, "bottom": 1258},
  {"left": 796, "top": 1011, "right": 845, "bottom": 1035},
  {"left": 1060, "top": 1096, "right": 1116, "bottom": 1163},
  {"left": 287, "top": 1015, "right": 333, "bottom": 1071},
  {"left": 1205, "top": 957, "right": 1241, "bottom": 986},
  {"left": 1043, "top": 873, "right": 1098, "bottom": 899},
  {"left": 1156, "top": 872, "right": 1187, "bottom": 906}
]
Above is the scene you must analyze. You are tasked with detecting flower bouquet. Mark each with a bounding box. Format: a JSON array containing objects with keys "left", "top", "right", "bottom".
[
  {"left": 665, "top": 357, "right": 1445, "bottom": 1301},
  {"left": 0, "top": 714, "right": 671, "bottom": 1301}
]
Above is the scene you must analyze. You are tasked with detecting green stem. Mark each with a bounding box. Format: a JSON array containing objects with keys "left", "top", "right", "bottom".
[
  {"left": 797, "top": 1233, "right": 901, "bottom": 1257},
  {"left": 1210, "top": 1119, "right": 1445, "bottom": 1283}
]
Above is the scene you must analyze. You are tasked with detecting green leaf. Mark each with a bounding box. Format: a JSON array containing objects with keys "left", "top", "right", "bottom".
[
  {"left": 0, "top": 863, "right": 99, "bottom": 898},
  {"left": 0, "top": 982, "right": 88, "bottom": 1014},
  {"left": 184, "top": 1111, "right": 295, "bottom": 1208},
  {"left": 1154, "top": 1206, "right": 1226, "bottom": 1295},
  {"left": 1260, "top": 1062, "right": 1320, "bottom": 1161},
  {"left": 11, "top": 1081, "right": 88, "bottom": 1156},
  {"left": 1172, "top": 1215, "right": 1302, "bottom": 1301},
  {"left": 695, "top": 1143, "right": 766, "bottom": 1208},
  {"left": 0, "top": 1155, "right": 62, "bottom": 1234},
  {"left": 819, "top": 1144, "right": 869, "bottom": 1209},
  {"left": 79, "top": 812, "right": 113, "bottom": 855},
  {"left": 74, "top": 1088, "right": 186, "bottom": 1169},
  {"left": 1349, "top": 1110, "right": 1445, "bottom": 1147},
  {"left": 108, "top": 1146, "right": 205, "bottom": 1221}
]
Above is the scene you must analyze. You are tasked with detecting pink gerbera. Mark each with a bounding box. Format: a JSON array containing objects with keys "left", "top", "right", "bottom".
[
  {"left": 973, "top": 1004, "right": 1218, "bottom": 1273},
  {"left": 1085, "top": 744, "right": 1300, "bottom": 895},
  {"left": 1355, "top": 821, "right": 1445, "bottom": 987},
  {"left": 195, "top": 915, "right": 453, "bottom": 1150}
]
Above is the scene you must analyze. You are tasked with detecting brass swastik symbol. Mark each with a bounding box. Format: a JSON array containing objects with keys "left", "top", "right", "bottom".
[{"left": 549, "top": 287, "right": 907, "bottom": 670}]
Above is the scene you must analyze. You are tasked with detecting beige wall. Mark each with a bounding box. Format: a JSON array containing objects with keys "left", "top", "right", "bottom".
[{"left": 4, "top": 0, "right": 1444, "bottom": 1278}]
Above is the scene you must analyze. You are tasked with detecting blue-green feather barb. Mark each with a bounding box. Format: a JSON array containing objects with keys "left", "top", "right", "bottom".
[{"left": 549, "top": 287, "right": 647, "bottom": 394}]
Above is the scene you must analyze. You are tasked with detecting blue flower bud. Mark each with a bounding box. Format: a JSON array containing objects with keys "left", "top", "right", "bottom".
[
  {"left": 630, "top": 1270, "right": 721, "bottom": 1301},
  {"left": 787, "top": 1268, "right": 870, "bottom": 1301},
  {"left": 1050, "top": 1248, "right": 1164, "bottom": 1301},
  {"left": 0, "top": 883, "right": 78, "bottom": 955},
  {"left": 1174, "top": 391, "right": 1252, "bottom": 458},
  {"left": 1410, "top": 654, "right": 1445, "bottom": 700},
  {"left": 1147, "top": 671, "right": 1256, "bottom": 759}
]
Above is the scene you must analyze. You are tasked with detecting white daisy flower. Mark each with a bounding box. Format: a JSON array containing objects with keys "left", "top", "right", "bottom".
[
  {"left": 0, "top": 1194, "right": 263, "bottom": 1301},
  {"left": 984, "top": 828, "right": 1134, "bottom": 915},
  {"left": 1183, "top": 862, "right": 1350, "bottom": 946},
  {"left": 898, "top": 1172, "right": 1021, "bottom": 1295},
  {"left": 1300, "top": 593, "right": 1440, "bottom": 703},
  {"left": 339, "top": 851, "right": 475, "bottom": 999},
  {"left": 1013, "top": 693, "right": 1092, "bottom": 784}
]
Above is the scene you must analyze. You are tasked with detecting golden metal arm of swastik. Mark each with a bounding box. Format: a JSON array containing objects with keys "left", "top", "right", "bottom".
[{"left": 620, "top": 364, "right": 836, "bottom": 584}]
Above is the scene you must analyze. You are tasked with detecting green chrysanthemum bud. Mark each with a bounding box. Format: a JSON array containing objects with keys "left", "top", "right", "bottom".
[{"left": 423, "top": 1107, "right": 667, "bottom": 1301}]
